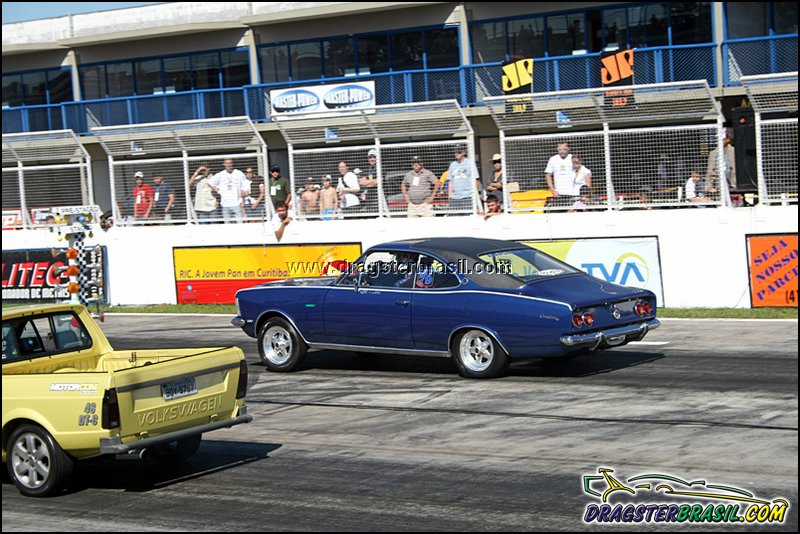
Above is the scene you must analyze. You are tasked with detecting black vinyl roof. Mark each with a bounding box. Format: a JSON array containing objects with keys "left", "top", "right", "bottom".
[{"left": 372, "top": 237, "right": 527, "bottom": 289}]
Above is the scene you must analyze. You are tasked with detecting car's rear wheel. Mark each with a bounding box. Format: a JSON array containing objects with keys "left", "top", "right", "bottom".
[
  {"left": 147, "top": 435, "right": 202, "bottom": 463},
  {"left": 7, "top": 424, "right": 74, "bottom": 497},
  {"left": 258, "top": 317, "right": 306, "bottom": 372},
  {"left": 451, "top": 329, "right": 508, "bottom": 379}
]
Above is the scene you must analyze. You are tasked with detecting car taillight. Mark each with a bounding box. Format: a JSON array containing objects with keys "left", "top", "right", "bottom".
[
  {"left": 582, "top": 312, "right": 594, "bottom": 326},
  {"left": 236, "top": 360, "right": 248, "bottom": 399},
  {"left": 572, "top": 314, "right": 584, "bottom": 328},
  {"left": 102, "top": 388, "right": 120, "bottom": 429},
  {"left": 635, "top": 300, "right": 653, "bottom": 316}
]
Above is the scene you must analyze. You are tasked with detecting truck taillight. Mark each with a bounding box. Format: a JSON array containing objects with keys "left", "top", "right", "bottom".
[
  {"left": 236, "top": 360, "right": 248, "bottom": 399},
  {"left": 102, "top": 388, "right": 120, "bottom": 429}
]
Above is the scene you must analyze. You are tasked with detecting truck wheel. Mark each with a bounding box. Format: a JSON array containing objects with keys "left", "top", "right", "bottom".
[
  {"left": 7, "top": 424, "right": 74, "bottom": 497},
  {"left": 147, "top": 434, "right": 202, "bottom": 463},
  {"left": 258, "top": 317, "right": 306, "bottom": 372},
  {"left": 451, "top": 329, "right": 508, "bottom": 379}
]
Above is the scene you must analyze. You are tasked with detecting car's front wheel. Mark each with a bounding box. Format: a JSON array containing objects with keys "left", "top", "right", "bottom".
[
  {"left": 451, "top": 329, "right": 508, "bottom": 379},
  {"left": 258, "top": 317, "right": 306, "bottom": 372},
  {"left": 7, "top": 424, "right": 74, "bottom": 497}
]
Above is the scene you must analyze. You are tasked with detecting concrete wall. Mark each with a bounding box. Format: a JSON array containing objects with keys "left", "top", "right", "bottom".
[{"left": 2, "top": 206, "right": 797, "bottom": 308}]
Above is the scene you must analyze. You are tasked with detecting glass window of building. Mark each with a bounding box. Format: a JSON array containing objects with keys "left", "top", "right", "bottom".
[
  {"left": 106, "top": 62, "right": 134, "bottom": 97},
  {"left": 80, "top": 65, "right": 106, "bottom": 100},
  {"left": 163, "top": 57, "right": 191, "bottom": 92},
  {"left": 193, "top": 53, "right": 221, "bottom": 89},
  {"left": 22, "top": 71, "right": 48, "bottom": 105},
  {"left": 46, "top": 69, "right": 72, "bottom": 103},
  {"left": 726, "top": 3, "right": 769, "bottom": 39},
  {"left": 391, "top": 31, "right": 423, "bottom": 71},
  {"left": 547, "top": 14, "right": 586, "bottom": 57},
  {"left": 670, "top": 2, "right": 712, "bottom": 44},
  {"left": 260, "top": 46, "right": 290, "bottom": 84},
  {"left": 135, "top": 59, "right": 162, "bottom": 94},
  {"left": 774, "top": 2, "right": 798, "bottom": 34},
  {"left": 508, "top": 17, "right": 546, "bottom": 59},
  {"left": 324, "top": 38, "right": 355, "bottom": 77},
  {"left": 358, "top": 35, "right": 390, "bottom": 74},
  {"left": 2, "top": 75, "right": 23, "bottom": 107},
  {"left": 220, "top": 50, "right": 250, "bottom": 87},
  {"left": 601, "top": 7, "right": 628, "bottom": 49},
  {"left": 425, "top": 27, "right": 460, "bottom": 68},
  {"left": 291, "top": 42, "right": 322, "bottom": 80},
  {"left": 472, "top": 21, "right": 506, "bottom": 63},
  {"left": 629, "top": 4, "right": 668, "bottom": 47}
]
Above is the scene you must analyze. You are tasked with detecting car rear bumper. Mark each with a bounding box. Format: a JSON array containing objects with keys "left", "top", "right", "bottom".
[
  {"left": 99, "top": 408, "right": 252, "bottom": 454},
  {"left": 560, "top": 318, "right": 660, "bottom": 350}
]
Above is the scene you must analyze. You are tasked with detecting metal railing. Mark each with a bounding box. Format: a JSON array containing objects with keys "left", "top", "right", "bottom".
[{"left": 724, "top": 34, "right": 799, "bottom": 85}]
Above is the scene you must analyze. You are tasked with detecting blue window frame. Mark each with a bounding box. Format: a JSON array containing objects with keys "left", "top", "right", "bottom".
[
  {"left": 78, "top": 47, "right": 250, "bottom": 99},
  {"left": 2, "top": 67, "right": 73, "bottom": 107},
  {"left": 258, "top": 25, "right": 460, "bottom": 83}
]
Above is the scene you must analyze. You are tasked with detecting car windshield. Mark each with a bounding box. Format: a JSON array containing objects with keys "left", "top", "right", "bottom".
[{"left": 478, "top": 248, "right": 579, "bottom": 282}]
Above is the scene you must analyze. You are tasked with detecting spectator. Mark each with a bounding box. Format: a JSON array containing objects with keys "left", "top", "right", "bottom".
[
  {"left": 568, "top": 185, "right": 592, "bottom": 212},
  {"left": 485, "top": 153, "right": 504, "bottom": 196},
  {"left": 300, "top": 177, "right": 320, "bottom": 218},
  {"left": 209, "top": 158, "right": 246, "bottom": 224},
  {"left": 243, "top": 167, "right": 265, "bottom": 220},
  {"left": 359, "top": 149, "right": 379, "bottom": 214},
  {"left": 132, "top": 171, "right": 153, "bottom": 221},
  {"left": 271, "top": 202, "right": 294, "bottom": 242},
  {"left": 319, "top": 175, "right": 338, "bottom": 221},
  {"left": 189, "top": 164, "right": 217, "bottom": 223},
  {"left": 151, "top": 175, "right": 175, "bottom": 221},
  {"left": 479, "top": 194, "right": 503, "bottom": 220},
  {"left": 707, "top": 128, "right": 737, "bottom": 190},
  {"left": 545, "top": 142, "right": 575, "bottom": 207},
  {"left": 401, "top": 156, "right": 440, "bottom": 218},
  {"left": 571, "top": 155, "right": 592, "bottom": 195},
  {"left": 268, "top": 164, "right": 292, "bottom": 210},
  {"left": 447, "top": 148, "right": 481, "bottom": 212},
  {"left": 685, "top": 169, "right": 717, "bottom": 205},
  {"left": 336, "top": 161, "right": 361, "bottom": 216}
]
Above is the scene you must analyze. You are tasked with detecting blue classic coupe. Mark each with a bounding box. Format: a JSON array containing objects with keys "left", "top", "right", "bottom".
[{"left": 232, "top": 237, "right": 660, "bottom": 378}]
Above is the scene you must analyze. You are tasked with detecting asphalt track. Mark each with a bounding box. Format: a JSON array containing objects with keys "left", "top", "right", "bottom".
[{"left": 2, "top": 315, "right": 797, "bottom": 531}]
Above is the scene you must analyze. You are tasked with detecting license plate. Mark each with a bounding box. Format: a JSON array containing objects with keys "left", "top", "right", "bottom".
[{"left": 161, "top": 377, "right": 197, "bottom": 401}]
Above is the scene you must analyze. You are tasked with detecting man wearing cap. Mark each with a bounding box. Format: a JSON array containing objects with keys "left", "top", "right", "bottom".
[
  {"left": 359, "top": 149, "right": 379, "bottom": 214},
  {"left": 209, "top": 158, "right": 246, "bottom": 224},
  {"left": 268, "top": 164, "right": 292, "bottom": 210},
  {"left": 446, "top": 147, "right": 481, "bottom": 212},
  {"left": 402, "top": 156, "right": 440, "bottom": 218},
  {"left": 132, "top": 171, "right": 153, "bottom": 221},
  {"left": 486, "top": 153, "right": 504, "bottom": 195}
]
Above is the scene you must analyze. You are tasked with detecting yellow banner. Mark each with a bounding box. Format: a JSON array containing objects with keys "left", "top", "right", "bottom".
[{"left": 174, "top": 244, "right": 362, "bottom": 281}]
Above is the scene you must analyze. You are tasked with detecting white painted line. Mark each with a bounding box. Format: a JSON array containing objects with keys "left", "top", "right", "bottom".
[
  {"left": 628, "top": 341, "right": 670, "bottom": 345},
  {"left": 659, "top": 318, "right": 797, "bottom": 323}
]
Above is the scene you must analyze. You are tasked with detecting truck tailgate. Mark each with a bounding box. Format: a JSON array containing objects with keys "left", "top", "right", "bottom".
[{"left": 110, "top": 347, "right": 246, "bottom": 442}]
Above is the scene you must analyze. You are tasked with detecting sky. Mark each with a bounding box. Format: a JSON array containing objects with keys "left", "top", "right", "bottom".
[{"left": 2, "top": 2, "right": 163, "bottom": 23}]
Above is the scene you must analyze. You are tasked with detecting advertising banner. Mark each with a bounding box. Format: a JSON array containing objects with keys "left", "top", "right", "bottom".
[
  {"left": 2, "top": 247, "right": 107, "bottom": 302},
  {"left": 270, "top": 81, "right": 375, "bottom": 118},
  {"left": 173, "top": 243, "right": 362, "bottom": 304},
  {"left": 521, "top": 237, "right": 664, "bottom": 304},
  {"left": 746, "top": 234, "right": 798, "bottom": 307}
]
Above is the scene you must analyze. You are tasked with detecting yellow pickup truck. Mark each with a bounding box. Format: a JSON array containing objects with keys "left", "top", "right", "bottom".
[{"left": 2, "top": 303, "right": 252, "bottom": 497}]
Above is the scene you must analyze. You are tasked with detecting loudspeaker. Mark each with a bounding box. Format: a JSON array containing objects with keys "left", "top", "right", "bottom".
[{"left": 732, "top": 107, "right": 758, "bottom": 192}]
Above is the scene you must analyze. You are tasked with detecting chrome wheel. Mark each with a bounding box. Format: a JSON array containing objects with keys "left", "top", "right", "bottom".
[
  {"left": 262, "top": 325, "right": 293, "bottom": 365},
  {"left": 10, "top": 432, "right": 50, "bottom": 491},
  {"left": 458, "top": 329, "right": 495, "bottom": 373}
]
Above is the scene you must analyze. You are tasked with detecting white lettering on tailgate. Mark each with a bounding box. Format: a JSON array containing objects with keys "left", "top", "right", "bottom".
[{"left": 136, "top": 395, "right": 223, "bottom": 427}]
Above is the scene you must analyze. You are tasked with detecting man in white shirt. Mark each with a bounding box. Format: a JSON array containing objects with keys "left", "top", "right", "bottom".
[
  {"left": 545, "top": 142, "right": 575, "bottom": 208},
  {"left": 336, "top": 161, "right": 361, "bottom": 216},
  {"left": 270, "top": 203, "right": 295, "bottom": 242},
  {"left": 209, "top": 158, "right": 246, "bottom": 224}
]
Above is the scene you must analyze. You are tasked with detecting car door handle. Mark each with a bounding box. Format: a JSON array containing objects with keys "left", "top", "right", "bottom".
[{"left": 395, "top": 300, "right": 410, "bottom": 306}]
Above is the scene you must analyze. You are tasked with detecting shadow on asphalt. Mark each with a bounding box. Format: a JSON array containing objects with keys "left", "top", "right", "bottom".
[
  {"left": 291, "top": 349, "right": 665, "bottom": 378},
  {"left": 61, "top": 440, "right": 280, "bottom": 495}
]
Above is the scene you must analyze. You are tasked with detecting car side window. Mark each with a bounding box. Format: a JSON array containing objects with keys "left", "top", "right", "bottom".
[
  {"left": 6, "top": 312, "right": 91, "bottom": 361},
  {"left": 414, "top": 256, "right": 459, "bottom": 289},
  {"left": 361, "top": 251, "right": 419, "bottom": 288}
]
